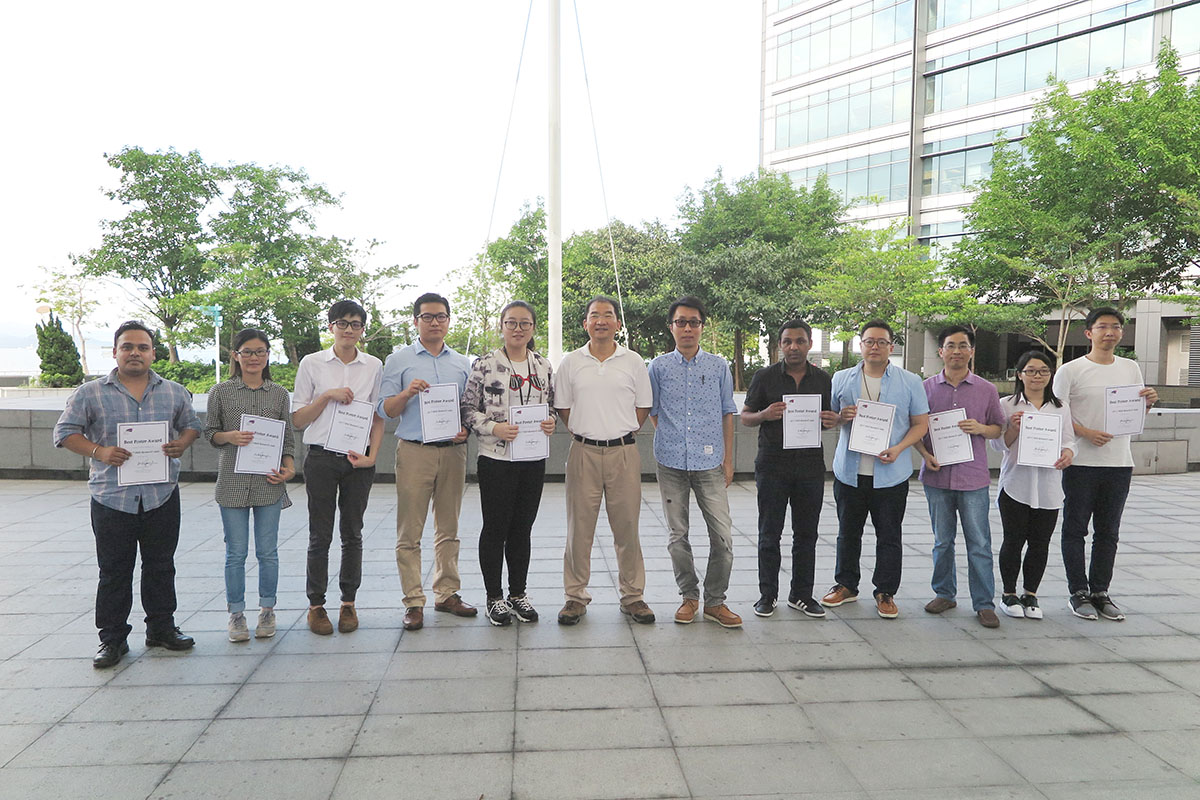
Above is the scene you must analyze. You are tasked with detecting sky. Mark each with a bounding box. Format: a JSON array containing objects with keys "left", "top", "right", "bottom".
[{"left": 0, "top": 1, "right": 763, "bottom": 375}]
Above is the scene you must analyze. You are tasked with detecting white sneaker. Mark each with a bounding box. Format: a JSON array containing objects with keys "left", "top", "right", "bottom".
[
  {"left": 255, "top": 608, "right": 276, "bottom": 638},
  {"left": 228, "top": 612, "right": 250, "bottom": 642},
  {"left": 1020, "top": 594, "right": 1043, "bottom": 620},
  {"left": 1000, "top": 594, "right": 1025, "bottom": 618}
]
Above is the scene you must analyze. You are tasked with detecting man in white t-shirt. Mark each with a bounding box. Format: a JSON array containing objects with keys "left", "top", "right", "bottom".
[
  {"left": 554, "top": 296, "right": 655, "bottom": 626},
  {"left": 1053, "top": 307, "right": 1157, "bottom": 621}
]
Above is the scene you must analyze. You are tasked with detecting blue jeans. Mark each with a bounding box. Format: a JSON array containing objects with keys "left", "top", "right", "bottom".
[
  {"left": 220, "top": 498, "right": 284, "bottom": 613},
  {"left": 924, "top": 485, "right": 995, "bottom": 611}
]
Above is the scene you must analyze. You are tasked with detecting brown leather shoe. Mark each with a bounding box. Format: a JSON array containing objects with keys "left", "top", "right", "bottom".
[
  {"left": 433, "top": 593, "right": 478, "bottom": 617},
  {"left": 557, "top": 601, "right": 587, "bottom": 625},
  {"left": 978, "top": 608, "right": 1000, "bottom": 628},
  {"left": 402, "top": 606, "right": 424, "bottom": 631},
  {"left": 875, "top": 593, "right": 900, "bottom": 619},
  {"left": 924, "top": 597, "right": 957, "bottom": 614},
  {"left": 338, "top": 604, "right": 358, "bottom": 633},
  {"left": 621, "top": 600, "right": 656, "bottom": 624},
  {"left": 307, "top": 607, "right": 334, "bottom": 635},
  {"left": 703, "top": 604, "right": 743, "bottom": 629},
  {"left": 821, "top": 585, "right": 859, "bottom": 607},
  {"left": 674, "top": 599, "right": 699, "bottom": 624}
]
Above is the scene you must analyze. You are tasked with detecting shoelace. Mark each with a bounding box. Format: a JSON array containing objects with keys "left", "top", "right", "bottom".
[{"left": 509, "top": 595, "right": 533, "bottom": 613}]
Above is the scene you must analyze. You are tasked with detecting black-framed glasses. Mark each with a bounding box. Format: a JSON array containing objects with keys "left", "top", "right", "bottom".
[
  {"left": 331, "top": 320, "right": 364, "bottom": 330},
  {"left": 502, "top": 320, "right": 534, "bottom": 331},
  {"left": 417, "top": 313, "right": 450, "bottom": 323},
  {"left": 1020, "top": 368, "right": 1051, "bottom": 377},
  {"left": 510, "top": 374, "right": 545, "bottom": 391},
  {"left": 669, "top": 319, "right": 704, "bottom": 329},
  {"left": 236, "top": 348, "right": 268, "bottom": 358},
  {"left": 861, "top": 338, "right": 892, "bottom": 348}
]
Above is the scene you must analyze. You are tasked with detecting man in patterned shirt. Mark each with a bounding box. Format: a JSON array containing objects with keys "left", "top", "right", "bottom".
[
  {"left": 54, "top": 321, "right": 203, "bottom": 668},
  {"left": 649, "top": 296, "right": 741, "bottom": 628}
]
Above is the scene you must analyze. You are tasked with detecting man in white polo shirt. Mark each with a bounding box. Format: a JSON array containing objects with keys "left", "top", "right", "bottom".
[{"left": 554, "top": 296, "right": 655, "bottom": 625}]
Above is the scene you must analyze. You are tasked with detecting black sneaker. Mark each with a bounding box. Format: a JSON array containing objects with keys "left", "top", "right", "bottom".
[
  {"left": 1068, "top": 591, "right": 1098, "bottom": 620},
  {"left": 999, "top": 593, "right": 1025, "bottom": 619},
  {"left": 507, "top": 594, "right": 539, "bottom": 623},
  {"left": 1019, "top": 593, "right": 1043, "bottom": 620},
  {"left": 753, "top": 597, "right": 777, "bottom": 617},
  {"left": 787, "top": 595, "right": 826, "bottom": 618},
  {"left": 1091, "top": 593, "right": 1125, "bottom": 621},
  {"left": 485, "top": 597, "right": 512, "bottom": 627}
]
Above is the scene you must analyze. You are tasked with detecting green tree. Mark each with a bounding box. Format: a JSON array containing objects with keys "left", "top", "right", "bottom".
[
  {"left": 35, "top": 312, "right": 84, "bottom": 387},
  {"left": 29, "top": 259, "right": 100, "bottom": 375}
]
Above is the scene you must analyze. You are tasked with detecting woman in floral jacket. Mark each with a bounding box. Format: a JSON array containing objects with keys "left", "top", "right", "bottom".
[{"left": 462, "top": 300, "right": 556, "bottom": 626}]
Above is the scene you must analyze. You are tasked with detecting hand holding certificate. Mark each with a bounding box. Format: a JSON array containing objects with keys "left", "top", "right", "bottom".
[
  {"left": 848, "top": 400, "right": 896, "bottom": 456},
  {"left": 782, "top": 394, "right": 821, "bottom": 449},
  {"left": 928, "top": 408, "right": 973, "bottom": 466},
  {"left": 1017, "top": 411, "right": 1062, "bottom": 468},
  {"left": 1104, "top": 384, "right": 1145, "bottom": 436},
  {"left": 234, "top": 414, "right": 286, "bottom": 475},
  {"left": 325, "top": 400, "right": 374, "bottom": 455},
  {"left": 116, "top": 421, "right": 169, "bottom": 486},
  {"left": 420, "top": 383, "right": 461, "bottom": 443},
  {"left": 509, "top": 403, "right": 550, "bottom": 461}
]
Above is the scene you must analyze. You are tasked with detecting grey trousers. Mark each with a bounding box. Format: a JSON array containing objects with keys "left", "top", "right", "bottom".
[{"left": 656, "top": 463, "right": 734, "bottom": 607}]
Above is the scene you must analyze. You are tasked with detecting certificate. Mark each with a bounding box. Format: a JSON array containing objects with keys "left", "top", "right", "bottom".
[
  {"left": 509, "top": 403, "right": 550, "bottom": 461},
  {"left": 848, "top": 400, "right": 895, "bottom": 456},
  {"left": 234, "top": 414, "right": 285, "bottom": 475},
  {"left": 1104, "top": 384, "right": 1145, "bottom": 436},
  {"left": 1017, "top": 411, "right": 1062, "bottom": 468},
  {"left": 116, "top": 421, "right": 169, "bottom": 486},
  {"left": 420, "top": 383, "right": 461, "bottom": 443},
  {"left": 928, "top": 407, "right": 973, "bottom": 466},
  {"left": 782, "top": 394, "right": 821, "bottom": 449},
  {"left": 325, "top": 400, "right": 374, "bottom": 455}
]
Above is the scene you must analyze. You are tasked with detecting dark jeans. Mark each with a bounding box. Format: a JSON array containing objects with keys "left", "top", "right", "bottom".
[
  {"left": 832, "top": 476, "right": 908, "bottom": 597},
  {"left": 477, "top": 456, "right": 545, "bottom": 598},
  {"left": 90, "top": 487, "right": 181, "bottom": 645},
  {"left": 1061, "top": 465, "right": 1131, "bottom": 595},
  {"left": 755, "top": 467, "right": 824, "bottom": 601},
  {"left": 997, "top": 489, "right": 1059, "bottom": 594},
  {"left": 304, "top": 448, "right": 374, "bottom": 606}
]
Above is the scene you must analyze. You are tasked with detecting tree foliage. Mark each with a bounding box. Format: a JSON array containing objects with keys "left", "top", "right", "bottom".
[
  {"left": 30, "top": 260, "right": 100, "bottom": 375},
  {"left": 35, "top": 312, "right": 84, "bottom": 387}
]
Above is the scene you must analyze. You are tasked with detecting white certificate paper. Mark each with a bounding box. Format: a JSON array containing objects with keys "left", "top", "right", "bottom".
[
  {"left": 1017, "top": 411, "right": 1062, "bottom": 468},
  {"left": 420, "top": 383, "right": 461, "bottom": 443},
  {"left": 116, "top": 421, "right": 169, "bottom": 486},
  {"left": 928, "top": 407, "right": 973, "bottom": 467},
  {"left": 325, "top": 400, "right": 374, "bottom": 455},
  {"left": 509, "top": 403, "right": 550, "bottom": 461},
  {"left": 782, "top": 394, "right": 821, "bottom": 449},
  {"left": 1104, "top": 384, "right": 1145, "bottom": 436},
  {"left": 234, "top": 414, "right": 285, "bottom": 475},
  {"left": 848, "top": 400, "right": 896, "bottom": 456}
]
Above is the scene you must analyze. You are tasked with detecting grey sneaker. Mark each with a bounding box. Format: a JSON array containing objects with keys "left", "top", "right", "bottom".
[
  {"left": 255, "top": 608, "right": 276, "bottom": 638},
  {"left": 1091, "top": 593, "right": 1125, "bottom": 621},
  {"left": 228, "top": 612, "right": 250, "bottom": 642},
  {"left": 485, "top": 596, "right": 512, "bottom": 627},
  {"left": 1068, "top": 591, "right": 1098, "bottom": 620}
]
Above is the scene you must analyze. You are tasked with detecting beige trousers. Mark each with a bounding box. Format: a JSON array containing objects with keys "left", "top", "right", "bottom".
[
  {"left": 394, "top": 439, "right": 466, "bottom": 607},
  {"left": 563, "top": 440, "right": 646, "bottom": 607}
]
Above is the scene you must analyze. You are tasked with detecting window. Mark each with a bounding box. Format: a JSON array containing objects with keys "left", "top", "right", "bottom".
[
  {"left": 938, "top": 151, "right": 966, "bottom": 194},
  {"left": 1025, "top": 44, "right": 1056, "bottom": 92},
  {"left": 941, "top": 68, "right": 968, "bottom": 111},
  {"left": 1125, "top": 16, "right": 1155, "bottom": 65},
  {"left": 968, "top": 59, "right": 997, "bottom": 104},
  {"left": 870, "top": 85, "right": 894, "bottom": 127},
  {"left": 995, "top": 51, "right": 1025, "bottom": 97},
  {"left": 829, "top": 97, "right": 849, "bottom": 137},
  {"left": 1173, "top": 5, "right": 1200, "bottom": 54},
  {"left": 963, "top": 147, "right": 992, "bottom": 187},
  {"left": 774, "top": 1, "right": 914, "bottom": 80},
  {"left": 1056, "top": 35, "right": 1090, "bottom": 82},
  {"left": 1090, "top": 25, "right": 1125, "bottom": 74}
]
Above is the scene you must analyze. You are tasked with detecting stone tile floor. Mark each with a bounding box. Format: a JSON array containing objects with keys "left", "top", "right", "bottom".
[{"left": 0, "top": 474, "right": 1198, "bottom": 799}]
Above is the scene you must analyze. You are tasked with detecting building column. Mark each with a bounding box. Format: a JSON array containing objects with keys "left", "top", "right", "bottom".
[{"left": 1134, "top": 299, "right": 1166, "bottom": 384}]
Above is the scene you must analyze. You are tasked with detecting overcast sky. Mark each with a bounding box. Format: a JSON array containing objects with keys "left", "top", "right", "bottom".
[{"left": 0, "top": 1, "right": 762, "bottom": 373}]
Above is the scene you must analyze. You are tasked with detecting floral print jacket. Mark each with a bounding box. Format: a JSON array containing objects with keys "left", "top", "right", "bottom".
[{"left": 461, "top": 348, "right": 556, "bottom": 460}]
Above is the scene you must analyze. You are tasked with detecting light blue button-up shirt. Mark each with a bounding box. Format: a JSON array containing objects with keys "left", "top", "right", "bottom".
[
  {"left": 649, "top": 348, "right": 737, "bottom": 472},
  {"left": 830, "top": 362, "right": 930, "bottom": 488},
  {"left": 377, "top": 340, "right": 471, "bottom": 441}
]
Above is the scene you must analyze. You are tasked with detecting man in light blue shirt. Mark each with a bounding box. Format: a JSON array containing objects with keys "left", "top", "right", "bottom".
[
  {"left": 822, "top": 320, "right": 929, "bottom": 619},
  {"left": 377, "top": 292, "right": 473, "bottom": 631},
  {"left": 649, "top": 297, "right": 742, "bottom": 629}
]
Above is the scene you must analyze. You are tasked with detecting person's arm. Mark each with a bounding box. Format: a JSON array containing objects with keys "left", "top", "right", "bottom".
[
  {"left": 635, "top": 407, "right": 651, "bottom": 427},
  {"left": 164, "top": 428, "right": 200, "bottom": 459},
  {"left": 722, "top": 412, "right": 734, "bottom": 486},
  {"left": 348, "top": 414, "right": 385, "bottom": 468},
  {"left": 557, "top": 408, "right": 571, "bottom": 431},
  {"left": 879, "top": 413, "right": 929, "bottom": 464},
  {"left": 461, "top": 359, "right": 498, "bottom": 437},
  {"left": 740, "top": 371, "right": 780, "bottom": 427},
  {"left": 61, "top": 432, "right": 131, "bottom": 466},
  {"left": 914, "top": 437, "right": 940, "bottom": 471}
]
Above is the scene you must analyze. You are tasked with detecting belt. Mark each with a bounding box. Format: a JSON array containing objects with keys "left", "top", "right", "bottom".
[
  {"left": 309, "top": 444, "right": 371, "bottom": 456},
  {"left": 573, "top": 433, "right": 635, "bottom": 447},
  {"left": 403, "top": 439, "right": 460, "bottom": 448}
]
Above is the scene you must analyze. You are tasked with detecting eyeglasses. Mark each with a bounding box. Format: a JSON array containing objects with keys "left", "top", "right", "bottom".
[
  {"left": 236, "top": 348, "right": 268, "bottom": 358},
  {"left": 670, "top": 319, "right": 704, "bottom": 329},
  {"left": 331, "top": 320, "right": 364, "bottom": 330},
  {"left": 502, "top": 320, "right": 534, "bottom": 331},
  {"left": 1020, "top": 368, "right": 1051, "bottom": 377},
  {"left": 417, "top": 313, "right": 450, "bottom": 323},
  {"left": 1090, "top": 324, "right": 1123, "bottom": 332},
  {"left": 509, "top": 374, "right": 545, "bottom": 391},
  {"left": 941, "top": 343, "right": 973, "bottom": 351},
  {"left": 861, "top": 338, "right": 892, "bottom": 349}
]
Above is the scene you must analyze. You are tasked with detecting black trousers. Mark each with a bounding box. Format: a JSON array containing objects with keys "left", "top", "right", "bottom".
[
  {"left": 90, "top": 487, "right": 181, "bottom": 645},
  {"left": 477, "top": 455, "right": 545, "bottom": 598},
  {"left": 997, "top": 489, "right": 1059, "bottom": 594},
  {"left": 755, "top": 467, "right": 824, "bottom": 601},
  {"left": 304, "top": 448, "right": 374, "bottom": 606},
  {"left": 1061, "top": 465, "right": 1131, "bottom": 595},
  {"left": 832, "top": 476, "right": 908, "bottom": 597}
]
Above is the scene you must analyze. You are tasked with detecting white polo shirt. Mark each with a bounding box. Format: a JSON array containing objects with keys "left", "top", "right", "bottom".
[
  {"left": 1052, "top": 354, "right": 1144, "bottom": 468},
  {"left": 292, "top": 346, "right": 383, "bottom": 446},
  {"left": 554, "top": 342, "right": 652, "bottom": 440}
]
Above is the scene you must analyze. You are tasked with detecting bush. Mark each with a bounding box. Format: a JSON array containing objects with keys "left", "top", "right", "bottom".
[
  {"left": 151, "top": 358, "right": 298, "bottom": 394},
  {"left": 36, "top": 313, "right": 84, "bottom": 387}
]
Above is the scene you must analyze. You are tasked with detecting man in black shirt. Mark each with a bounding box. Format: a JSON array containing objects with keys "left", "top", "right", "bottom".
[{"left": 741, "top": 319, "right": 838, "bottom": 617}]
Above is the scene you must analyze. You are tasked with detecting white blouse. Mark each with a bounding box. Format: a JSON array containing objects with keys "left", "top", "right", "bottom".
[{"left": 991, "top": 395, "right": 1077, "bottom": 510}]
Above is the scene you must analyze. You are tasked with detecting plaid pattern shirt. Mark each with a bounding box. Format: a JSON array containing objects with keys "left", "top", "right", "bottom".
[
  {"left": 204, "top": 377, "right": 295, "bottom": 509},
  {"left": 53, "top": 369, "right": 202, "bottom": 513}
]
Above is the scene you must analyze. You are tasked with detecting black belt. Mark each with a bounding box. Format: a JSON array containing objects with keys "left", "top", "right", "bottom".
[
  {"left": 403, "top": 439, "right": 460, "bottom": 448},
  {"left": 573, "top": 433, "right": 635, "bottom": 447}
]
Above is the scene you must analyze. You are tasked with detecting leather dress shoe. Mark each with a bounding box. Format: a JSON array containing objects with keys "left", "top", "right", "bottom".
[
  {"left": 93, "top": 640, "right": 129, "bottom": 669},
  {"left": 434, "top": 594, "right": 478, "bottom": 617},
  {"left": 403, "top": 606, "right": 424, "bottom": 631},
  {"left": 145, "top": 627, "right": 195, "bottom": 651}
]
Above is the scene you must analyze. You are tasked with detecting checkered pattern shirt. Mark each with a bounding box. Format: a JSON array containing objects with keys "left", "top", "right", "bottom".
[{"left": 204, "top": 377, "right": 295, "bottom": 509}]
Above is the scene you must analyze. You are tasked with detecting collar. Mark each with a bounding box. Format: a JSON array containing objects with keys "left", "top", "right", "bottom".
[
  {"left": 581, "top": 342, "right": 627, "bottom": 362},
  {"left": 668, "top": 347, "right": 706, "bottom": 365},
  {"left": 934, "top": 369, "right": 976, "bottom": 386},
  {"left": 772, "top": 359, "right": 813, "bottom": 378},
  {"left": 852, "top": 361, "right": 893, "bottom": 381},
  {"left": 102, "top": 368, "right": 163, "bottom": 388},
  {"left": 230, "top": 375, "right": 270, "bottom": 391},
  {"left": 322, "top": 345, "right": 366, "bottom": 365},
  {"left": 414, "top": 339, "right": 455, "bottom": 358}
]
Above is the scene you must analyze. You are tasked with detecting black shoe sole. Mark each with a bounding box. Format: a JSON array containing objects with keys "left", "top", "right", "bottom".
[
  {"left": 145, "top": 637, "right": 194, "bottom": 651},
  {"left": 557, "top": 616, "right": 581, "bottom": 625}
]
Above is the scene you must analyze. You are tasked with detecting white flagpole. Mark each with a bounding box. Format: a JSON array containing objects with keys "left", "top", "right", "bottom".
[{"left": 547, "top": 0, "right": 563, "bottom": 365}]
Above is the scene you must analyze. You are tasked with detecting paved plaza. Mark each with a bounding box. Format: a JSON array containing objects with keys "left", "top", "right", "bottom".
[{"left": 0, "top": 474, "right": 1199, "bottom": 800}]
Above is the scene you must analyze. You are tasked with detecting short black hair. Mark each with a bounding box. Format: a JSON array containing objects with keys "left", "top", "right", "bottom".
[
  {"left": 1085, "top": 306, "right": 1124, "bottom": 328},
  {"left": 859, "top": 319, "right": 894, "bottom": 340},
  {"left": 114, "top": 320, "right": 155, "bottom": 348},
  {"left": 667, "top": 296, "right": 707, "bottom": 324},
  {"left": 230, "top": 328, "right": 272, "bottom": 381},
  {"left": 778, "top": 318, "right": 813, "bottom": 340},
  {"left": 937, "top": 325, "right": 974, "bottom": 347},
  {"left": 328, "top": 300, "right": 367, "bottom": 325},
  {"left": 584, "top": 295, "right": 620, "bottom": 319},
  {"left": 1013, "top": 349, "right": 1062, "bottom": 407},
  {"left": 500, "top": 300, "right": 537, "bottom": 351},
  {"left": 413, "top": 292, "right": 450, "bottom": 318}
]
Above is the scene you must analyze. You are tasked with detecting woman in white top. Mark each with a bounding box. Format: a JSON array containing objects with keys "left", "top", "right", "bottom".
[{"left": 991, "top": 350, "right": 1075, "bottom": 619}]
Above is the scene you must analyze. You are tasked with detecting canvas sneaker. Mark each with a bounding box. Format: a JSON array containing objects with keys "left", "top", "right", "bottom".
[
  {"left": 255, "top": 608, "right": 276, "bottom": 638},
  {"left": 228, "top": 612, "right": 250, "bottom": 642}
]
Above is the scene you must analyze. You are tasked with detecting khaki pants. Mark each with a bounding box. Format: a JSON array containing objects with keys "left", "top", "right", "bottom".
[
  {"left": 394, "top": 439, "right": 467, "bottom": 607},
  {"left": 564, "top": 440, "right": 646, "bottom": 607}
]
